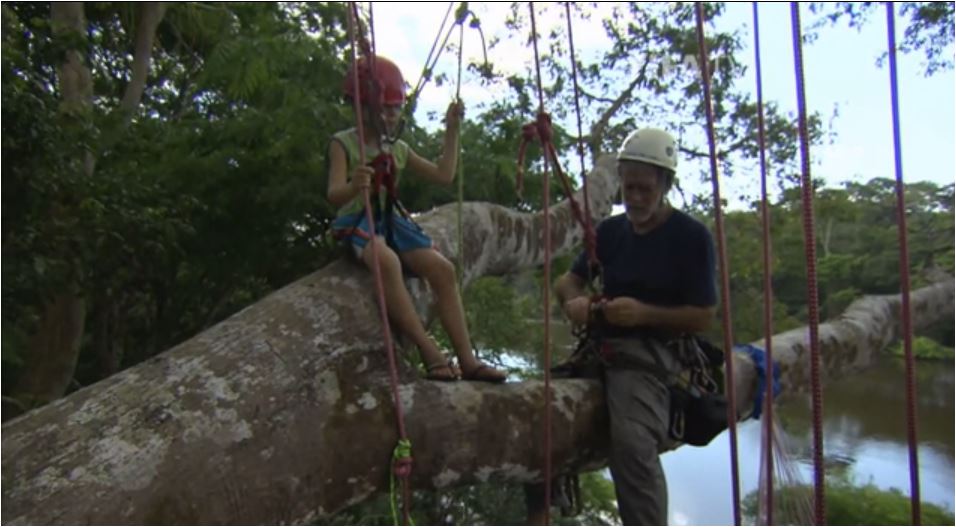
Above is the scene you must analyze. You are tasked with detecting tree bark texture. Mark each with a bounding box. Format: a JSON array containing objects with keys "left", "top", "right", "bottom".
[{"left": 3, "top": 153, "right": 953, "bottom": 524}]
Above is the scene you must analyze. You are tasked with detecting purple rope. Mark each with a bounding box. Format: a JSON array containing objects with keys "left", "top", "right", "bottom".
[
  {"left": 752, "top": 3, "right": 776, "bottom": 525},
  {"left": 885, "top": 3, "right": 922, "bottom": 524}
]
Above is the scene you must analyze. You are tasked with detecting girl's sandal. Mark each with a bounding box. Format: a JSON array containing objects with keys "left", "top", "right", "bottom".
[
  {"left": 425, "top": 360, "right": 460, "bottom": 382},
  {"left": 462, "top": 363, "right": 508, "bottom": 383}
]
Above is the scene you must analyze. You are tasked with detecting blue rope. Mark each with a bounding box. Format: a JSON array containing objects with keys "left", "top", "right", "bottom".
[{"left": 736, "top": 344, "right": 781, "bottom": 420}]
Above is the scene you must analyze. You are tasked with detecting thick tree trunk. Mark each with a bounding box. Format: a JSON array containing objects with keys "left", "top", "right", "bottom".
[
  {"left": 2, "top": 154, "right": 952, "bottom": 524},
  {"left": 13, "top": 3, "right": 94, "bottom": 409},
  {"left": 13, "top": 294, "right": 87, "bottom": 406},
  {"left": 92, "top": 293, "right": 123, "bottom": 377},
  {"left": 16, "top": 2, "right": 169, "bottom": 411}
]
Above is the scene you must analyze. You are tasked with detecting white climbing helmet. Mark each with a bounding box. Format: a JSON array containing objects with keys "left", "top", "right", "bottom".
[{"left": 617, "top": 128, "right": 678, "bottom": 171}]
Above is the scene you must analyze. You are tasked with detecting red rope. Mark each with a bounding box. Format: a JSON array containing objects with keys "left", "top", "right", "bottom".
[
  {"left": 528, "top": 4, "right": 553, "bottom": 524},
  {"left": 751, "top": 3, "right": 776, "bottom": 524},
  {"left": 885, "top": 4, "right": 922, "bottom": 524},
  {"left": 789, "top": 4, "right": 826, "bottom": 524},
  {"left": 516, "top": 118, "right": 595, "bottom": 260},
  {"left": 347, "top": 4, "right": 412, "bottom": 524},
  {"left": 693, "top": 4, "right": 742, "bottom": 525}
]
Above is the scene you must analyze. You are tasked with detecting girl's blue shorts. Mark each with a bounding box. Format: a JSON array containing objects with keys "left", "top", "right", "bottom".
[{"left": 331, "top": 211, "right": 434, "bottom": 258}]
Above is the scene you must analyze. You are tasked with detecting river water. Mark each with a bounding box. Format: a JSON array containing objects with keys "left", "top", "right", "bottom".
[{"left": 663, "top": 356, "right": 955, "bottom": 525}]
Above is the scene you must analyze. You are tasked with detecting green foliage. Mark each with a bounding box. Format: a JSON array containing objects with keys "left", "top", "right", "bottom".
[
  {"left": 463, "top": 276, "right": 539, "bottom": 353},
  {"left": 2, "top": 2, "right": 352, "bottom": 387},
  {"left": 327, "top": 471, "right": 620, "bottom": 525},
  {"left": 712, "top": 177, "right": 955, "bottom": 343},
  {"left": 888, "top": 336, "right": 955, "bottom": 360},
  {"left": 811, "top": 2, "right": 955, "bottom": 76},
  {"left": 743, "top": 477, "right": 956, "bottom": 525}
]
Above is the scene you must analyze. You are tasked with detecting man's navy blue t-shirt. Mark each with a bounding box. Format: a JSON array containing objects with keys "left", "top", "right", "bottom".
[{"left": 570, "top": 210, "right": 717, "bottom": 337}]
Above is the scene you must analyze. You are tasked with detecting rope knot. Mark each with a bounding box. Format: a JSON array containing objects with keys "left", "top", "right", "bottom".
[
  {"left": 391, "top": 439, "right": 414, "bottom": 479},
  {"left": 521, "top": 121, "right": 538, "bottom": 142},
  {"left": 535, "top": 111, "right": 553, "bottom": 143}
]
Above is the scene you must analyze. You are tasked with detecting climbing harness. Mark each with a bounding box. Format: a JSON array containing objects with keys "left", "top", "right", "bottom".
[
  {"left": 693, "top": 3, "right": 742, "bottom": 523},
  {"left": 667, "top": 337, "right": 729, "bottom": 447}
]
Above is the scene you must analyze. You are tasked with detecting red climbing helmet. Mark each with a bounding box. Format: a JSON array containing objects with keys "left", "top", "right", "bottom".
[{"left": 342, "top": 55, "right": 406, "bottom": 106}]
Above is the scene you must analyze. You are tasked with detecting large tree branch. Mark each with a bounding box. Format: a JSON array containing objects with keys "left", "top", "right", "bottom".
[
  {"left": 0, "top": 156, "right": 617, "bottom": 525},
  {"left": 3, "top": 153, "right": 952, "bottom": 524}
]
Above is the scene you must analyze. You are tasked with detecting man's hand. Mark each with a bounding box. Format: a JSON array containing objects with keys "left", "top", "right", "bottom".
[
  {"left": 603, "top": 297, "right": 646, "bottom": 327},
  {"left": 562, "top": 297, "right": 591, "bottom": 325}
]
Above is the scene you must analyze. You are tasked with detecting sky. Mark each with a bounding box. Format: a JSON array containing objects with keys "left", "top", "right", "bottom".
[{"left": 370, "top": 2, "right": 955, "bottom": 209}]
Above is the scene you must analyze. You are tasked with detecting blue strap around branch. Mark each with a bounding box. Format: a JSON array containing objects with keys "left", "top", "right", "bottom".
[{"left": 735, "top": 344, "right": 781, "bottom": 420}]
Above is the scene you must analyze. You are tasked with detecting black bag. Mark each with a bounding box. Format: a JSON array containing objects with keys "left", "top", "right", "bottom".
[
  {"left": 667, "top": 336, "right": 730, "bottom": 447},
  {"left": 555, "top": 330, "right": 730, "bottom": 447}
]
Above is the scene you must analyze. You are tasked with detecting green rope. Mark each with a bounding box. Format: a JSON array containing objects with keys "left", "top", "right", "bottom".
[
  {"left": 455, "top": 9, "right": 466, "bottom": 289},
  {"left": 456, "top": 124, "right": 464, "bottom": 289},
  {"left": 390, "top": 439, "right": 415, "bottom": 525}
]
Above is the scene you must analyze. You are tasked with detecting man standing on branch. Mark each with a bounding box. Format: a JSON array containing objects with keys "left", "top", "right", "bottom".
[{"left": 553, "top": 128, "right": 717, "bottom": 525}]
